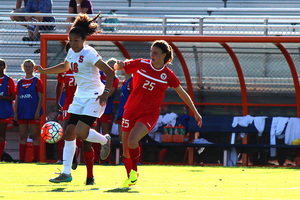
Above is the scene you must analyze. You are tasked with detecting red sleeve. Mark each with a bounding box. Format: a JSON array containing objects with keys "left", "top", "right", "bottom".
[
  {"left": 167, "top": 69, "right": 180, "bottom": 88},
  {"left": 36, "top": 78, "right": 43, "bottom": 93},
  {"left": 16, "top": 80, "right": 20, "bottom": 94},
  {"left": 57, "top": 73, "right": 64, "bottom": 83},
  {"left": 112, "top": 77, "right": 119, "bottom": 89},
  {"left": 7, "top": 77, "right": 16, "bottom": 96},
  {"left": 124, "top": 59, "right": 141, "bottom": 74}
]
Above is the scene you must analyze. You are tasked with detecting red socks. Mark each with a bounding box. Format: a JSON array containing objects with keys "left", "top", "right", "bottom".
[
  {"left": 92, "top": 143, "right": 101, "bottom": 163},
  {"left": 33, "top": 145, "right": 40, "bottom": 162},
  {"left": 57, "top": 139, "right": 64, "bottom": 161},
  {"left": 83, "top": 148, "right": 95, "bottom": 178},
  {"left": 123, "top": 157, "right": 132, "bottom": 178},
  {"left": 129, "top": 146, "right": 140, "bottom": 172},
  {"left": 19, "top": 143, "right": 27, "bottom": 162},
  {"left": 0, "top": 141, "right": 6, "bottom": 160}
]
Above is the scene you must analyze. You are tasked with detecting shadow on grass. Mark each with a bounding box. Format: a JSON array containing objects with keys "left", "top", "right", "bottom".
[
  {"left": 45, "top": 187, "right": 100, "bottom": 193},
  {"left": 104, "top": 188, "right": 138, "bottom": 193}
]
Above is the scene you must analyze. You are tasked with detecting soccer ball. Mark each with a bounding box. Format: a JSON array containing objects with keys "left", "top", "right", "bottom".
[{"left": 41, "top": 121, "right": 63, "bottom": 144}]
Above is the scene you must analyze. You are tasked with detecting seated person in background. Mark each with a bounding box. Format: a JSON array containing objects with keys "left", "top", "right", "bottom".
[
  {"left": 66, "top": 0, "right": 93, "bottom": 33},
  {"left": 10, "top": 0, "right": 28, "bottom": 22},
  {"left": 22, "top": 0, "right": 55, "bottom": 41}
]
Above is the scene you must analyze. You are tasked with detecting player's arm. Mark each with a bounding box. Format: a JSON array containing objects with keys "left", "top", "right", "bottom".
[
  {"left": 55, "top": 81, "right": 63, "bottom": 113},
  {"left": 35, "top": 92, "right": 43, "bottom": 120},
  {"left": 174, "top": 85, "right": 202, "bottom": 127},
  {"left": 95, "top": 59, "right": 115, "bottom": 106},
  {"left": 34, "top": 61, "right": 70, "bottom": 74},
  {"left": 14, "top": 94, "right": 19, "bottom": 121}
]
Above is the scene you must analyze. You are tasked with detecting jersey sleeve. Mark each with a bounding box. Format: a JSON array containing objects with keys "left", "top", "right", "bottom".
[
  {"left": 57, "top": 73, "right": 64, "bottom": 83},
  {"left": 36, "top": 78, "right": 44, "bottom": 93},
  {"left": 168, "top": 69, "right": 181, "bottom": 88},
  {"left": 112, "top": 77, "right": 120, "bottom": 89},
  {"left": 7, "top": 77, "right": 16, "bottom": 96},
  {"left": 87, "top": 48, "right": 102, "bottom": 66},
  {"left": 124, "top": 59, "right": 141, "bottom": 74}
]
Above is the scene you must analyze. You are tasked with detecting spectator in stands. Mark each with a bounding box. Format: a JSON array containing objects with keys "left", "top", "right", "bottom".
[
  {"left": 66, "top": 0, "right": 93, "bottom": 33},
  {"left": 14, "top": 59, "right": 43, "bottom": 163},
  {"left": 93, "top": 58, "right": 119, "bottom": 164},
  {"left": 114, "top": 40, "right": 203, "bottom": 188},
  {"left": 0, "top": 59, "right": 16, "bottom": 162},
  {"left": 21, "top": 0, "right": 55, "bottom": 42},
  {"left": 10, "top": 0, "right": 28, "bottom": 22}
]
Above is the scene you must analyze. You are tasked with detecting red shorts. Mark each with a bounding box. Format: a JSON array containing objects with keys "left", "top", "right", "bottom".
[
  {"left": 121, "top": 111, "right": 158, "bottom": 132},
  {"left": 117, "top": 118, "right": 122, "bottom": 125},
  {"left": 17, "top": 119, "right": 40, "bottom": 125},
  {"left": 97, "top": 113, "right": 113, "bottom": 124},
  {"left": 0, "top": 118, "right": 12, "bottom": 123}
]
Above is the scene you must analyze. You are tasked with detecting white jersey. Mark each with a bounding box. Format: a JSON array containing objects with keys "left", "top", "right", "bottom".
[{"left": 66, "top": 45, "right": 104, "bottom": 98}]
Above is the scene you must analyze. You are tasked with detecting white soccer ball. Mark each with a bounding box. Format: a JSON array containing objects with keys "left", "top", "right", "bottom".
[{"left": 41, "top": 121, "right": 63, "bottom": 144}]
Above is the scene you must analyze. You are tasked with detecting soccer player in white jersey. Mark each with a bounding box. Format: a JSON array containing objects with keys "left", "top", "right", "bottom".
[
  {"left": 34, "top": 12, "right": 115, "bottom": 183},
  {"left": 114, "top": 40, "right": 203, "bottom": 188}
]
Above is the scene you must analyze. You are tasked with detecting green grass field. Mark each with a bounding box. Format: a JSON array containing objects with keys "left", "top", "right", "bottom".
[{"left": 0, "top": 163, "right": 299, "bottom": 200}]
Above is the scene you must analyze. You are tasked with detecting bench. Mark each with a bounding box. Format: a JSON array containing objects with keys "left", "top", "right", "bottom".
[{"left": 140, "top": 116, "right": 300, "bottom": 166}]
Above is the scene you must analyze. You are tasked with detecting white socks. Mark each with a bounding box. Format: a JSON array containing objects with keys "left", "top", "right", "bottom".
[
  {"left": 85, "top": 128, "right": 108, "bottom": 145},
  {"left": 62, "top": 140, "right": 76, "bottom": 175}
]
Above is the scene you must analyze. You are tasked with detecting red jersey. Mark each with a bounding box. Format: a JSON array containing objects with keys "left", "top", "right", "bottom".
[
  {"left": 0, "top": 76, "right": 16, "bottom": 96},
  {"left": 16, "top": 76, "right": 43, "bottom": 93},
  {"left": 57, "top": 69, "right": 77, "bottom": 108},
  {"left": 124, "top": 59, "right": 180, "bottom": 115},
  {"left": 100, "top": 72, "right": 119, "bottom": 90}
]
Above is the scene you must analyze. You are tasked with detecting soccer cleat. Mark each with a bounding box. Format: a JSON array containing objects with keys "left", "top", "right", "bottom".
[
  {"left": 49, "top": 173, "right": 72, "bottom": 183},
  {"left": 72, "top": 146, "right": 78, "bottom": 170},
  {"left": 86, "top": 177, "right": 95, "bottom": 185},
  {"left": 122, "top": 178, "right": 130, "bottom": 188},
  {"left": 129, "top": 170, "right": 138, "bottom": 186},
  {"left": 100, "top": 134, "right": 111, "bottom": 160}
]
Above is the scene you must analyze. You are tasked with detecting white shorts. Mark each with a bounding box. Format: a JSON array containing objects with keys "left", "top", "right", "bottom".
[{"left": 68, "top": 97, "right": 106, "bottom": 118}]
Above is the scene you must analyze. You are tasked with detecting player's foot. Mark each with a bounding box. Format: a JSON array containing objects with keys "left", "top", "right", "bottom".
[
  {"left": 72, "top": 147, "right": 78, "bottom": 170},
  {"left": 86, "top": 177, "right": 94, "bottom": 185},
  {"left": 122, "top": 178, "right": 130, "bottom": 188},
  {"left": 55, "top": 160, "right": 63, "bottom": 164},
  {"left": 100, "top": 134, "right": 111, "bottom": 160},
  {"left": 129, "top": 170, "right": 138, "bottom": 186},
  {"left": 49, "top": 173, "right": 72, "bottom": 183}
]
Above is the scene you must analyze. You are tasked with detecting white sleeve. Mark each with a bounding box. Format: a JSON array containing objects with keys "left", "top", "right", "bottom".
[{"left": 87, "top": 48, "right": 102, "bottom": 65}]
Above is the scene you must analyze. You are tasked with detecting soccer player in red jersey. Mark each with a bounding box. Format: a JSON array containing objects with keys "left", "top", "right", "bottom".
[
  {"left": 114, "top": 40, "right": 202, "bottom": 188},
  {"left": 14, "top": 59, "right": 43, "bottom": 162},
  {"left": 0, "top": 59, "right": 16, "bottom": 161}
]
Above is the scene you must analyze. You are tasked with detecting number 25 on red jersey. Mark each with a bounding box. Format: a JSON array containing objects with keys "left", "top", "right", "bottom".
[{"left": 143, "top": 80, "right": 155, "bottom": 91}]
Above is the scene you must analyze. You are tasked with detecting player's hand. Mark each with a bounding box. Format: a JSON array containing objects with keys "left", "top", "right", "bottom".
[
  {"left": 114, "top": 60, "right": 125, "bottom": 70},
  {"left": 96, "top": 92, "right": 108, "bottom": 107},
  {"left": 14, "top": 114, "right": 18, "bottom": 122},
  {"left": 56, "top": 103, "right": 63, "bottom": 113},
  {"left": 34, "top": 112, "right": 40, "bottom": 120},
  {"left": 194, "top": 112, "right": 203, "bottom": 128},
  {"left": 34, "top": 65, "right": 45, "bottom": 74}
]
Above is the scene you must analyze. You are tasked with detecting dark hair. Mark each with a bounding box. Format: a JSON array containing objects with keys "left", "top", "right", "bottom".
[
  {"left": 0, "top": 59, "right": 6, "bottom": 69},
  {"left": 65, "top": 42, "right": 71, "bottom": 53},
  {"left": 69, "top": 12, "right": 101, "bottom": 40},
  {"left": 152, "top": 40, "right": 173, "bottom": 65}
]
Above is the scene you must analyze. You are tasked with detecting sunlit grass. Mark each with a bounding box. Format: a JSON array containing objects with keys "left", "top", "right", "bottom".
[{"left": 0, "top": 163, "right": 299, "bottom": 200}]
